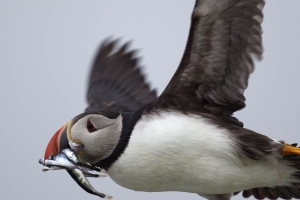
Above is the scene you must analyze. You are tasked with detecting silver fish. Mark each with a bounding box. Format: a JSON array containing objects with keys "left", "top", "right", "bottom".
[
  {"left": 67, "top": 168, "right": 112, "bottom": 199},
  {"left": 39, "top": 149, "right": 111, "bottom": 198},
  {"left": 40, "top": 149, "right": 106, "bottom": 175},
  {"left": 62, "top": 149, "right": 104, "bottom": 173}
]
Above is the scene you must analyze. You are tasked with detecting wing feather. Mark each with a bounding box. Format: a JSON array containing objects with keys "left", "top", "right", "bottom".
[
  {"left": 85, "top": 39, "right": 157, "bottom": 112},
  {"left": 156, "top": 0, "right": 264, "bottom": 126}
]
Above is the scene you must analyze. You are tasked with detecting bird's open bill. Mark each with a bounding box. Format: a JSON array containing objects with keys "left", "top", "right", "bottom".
[
  {"left": 43, "top": 122, "right": 71, "bottom": 161},
  {"left": 40, "top": 139, "right": 111, "bottom": 199}
]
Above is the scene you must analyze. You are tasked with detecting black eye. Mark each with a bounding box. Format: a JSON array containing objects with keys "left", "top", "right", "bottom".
[{"left": 87, "top": 120, "right": 97, "bottom": 133}]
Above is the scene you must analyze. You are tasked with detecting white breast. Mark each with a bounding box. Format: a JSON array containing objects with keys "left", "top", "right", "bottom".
[{"left": 107, "top": 110, "right": 295, "bottom": 194}]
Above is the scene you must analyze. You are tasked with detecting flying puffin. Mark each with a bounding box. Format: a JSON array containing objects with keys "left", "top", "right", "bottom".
[{"left": 43, "top": 0, "right": 300, "bottom": 199}]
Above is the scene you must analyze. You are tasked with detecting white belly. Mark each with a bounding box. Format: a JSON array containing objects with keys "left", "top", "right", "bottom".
[{"left": 107, "top": 110, "right": 294, "bottom": 194}]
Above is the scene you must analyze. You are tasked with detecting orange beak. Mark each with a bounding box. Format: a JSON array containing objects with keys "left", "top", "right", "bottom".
[{"left": 44, "top": 122, "right": 71, "bottom": 160}]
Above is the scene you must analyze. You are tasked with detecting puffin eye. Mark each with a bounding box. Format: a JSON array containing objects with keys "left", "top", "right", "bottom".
[{"left": 86, "top": 120, "right": 97, "bottom": 133}]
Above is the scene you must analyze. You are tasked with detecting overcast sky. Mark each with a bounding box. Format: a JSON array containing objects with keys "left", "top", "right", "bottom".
[{"left": 1, "top": 1, "right": 300, "bottom": 200}]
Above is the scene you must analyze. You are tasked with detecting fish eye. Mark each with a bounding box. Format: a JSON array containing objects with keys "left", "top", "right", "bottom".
[
  {"left": 86, "top": 120, "right": 97, "bottom": 133},
  {"left": 49, "top": 154, "right": 54, "bottom": 160}
]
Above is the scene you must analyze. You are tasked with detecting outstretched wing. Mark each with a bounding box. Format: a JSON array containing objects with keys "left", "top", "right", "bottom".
[
  {"left": 85, "top": 39, "right": 157, "bottom": 112},
  {"left": 156, "top": 0, "right": 264, "bottom": 126}
]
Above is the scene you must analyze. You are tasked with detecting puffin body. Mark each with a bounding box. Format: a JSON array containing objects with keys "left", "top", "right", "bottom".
[
  {"left": 107, "top": 110, "right": 294, "bottom": 194},
  {"left": 42, "top": 0, "right": 300, "bottom": 199}
]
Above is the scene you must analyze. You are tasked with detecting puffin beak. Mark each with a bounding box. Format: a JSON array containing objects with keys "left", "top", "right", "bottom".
[{"left": 44, "top": 122, "right": 71, "bottom": 160}]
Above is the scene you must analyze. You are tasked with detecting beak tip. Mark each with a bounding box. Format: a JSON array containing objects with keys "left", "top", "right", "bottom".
[{"left": 44, "top": 123, "right": 69, "bottom": 160}]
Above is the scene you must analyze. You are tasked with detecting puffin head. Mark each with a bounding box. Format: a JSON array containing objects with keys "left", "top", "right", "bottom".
[{"left": 44, "top": 112, "right": 123, "bottom": 164}]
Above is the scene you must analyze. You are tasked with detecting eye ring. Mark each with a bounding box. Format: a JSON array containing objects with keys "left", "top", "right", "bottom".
[{"left": 86, "top": 120, "right": 97, "bottom": 133}]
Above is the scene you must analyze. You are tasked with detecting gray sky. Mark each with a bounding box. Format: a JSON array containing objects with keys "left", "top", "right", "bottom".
[{"left": 1, "top": 0, "right": 300, "bottom": 200}]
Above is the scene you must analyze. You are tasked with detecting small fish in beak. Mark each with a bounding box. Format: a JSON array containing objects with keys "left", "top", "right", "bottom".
[
  {"left": 68, "top": 168, "right": 113, "bottom": 199},
  {"left": 39, "top": 149, "right": 106, "bottom": 175},
  {"left": 39, "top": 149, "right": 112, "bottom": 199}
]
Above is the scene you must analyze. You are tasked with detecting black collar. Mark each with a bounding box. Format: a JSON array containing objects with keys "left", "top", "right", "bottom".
[{"left": 95, "top": 107, "right": 144, "bottom": 170}]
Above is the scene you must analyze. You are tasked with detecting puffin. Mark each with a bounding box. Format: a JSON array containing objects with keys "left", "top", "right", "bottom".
[{"left": 42, "top": 0, "right": 300, "bottom": 199}]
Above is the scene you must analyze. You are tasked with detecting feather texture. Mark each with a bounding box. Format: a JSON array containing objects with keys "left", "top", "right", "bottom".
[
  {"left": 157, "top": 0, "right": 264, "bottom": 127},
  {"left": 85, "top": 39, "right": 157, "bottom": 112}
]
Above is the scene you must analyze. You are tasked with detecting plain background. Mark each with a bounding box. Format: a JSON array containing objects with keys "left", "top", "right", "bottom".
[{"left": 1, "top": 0, "right": 300, "bottom": 199}]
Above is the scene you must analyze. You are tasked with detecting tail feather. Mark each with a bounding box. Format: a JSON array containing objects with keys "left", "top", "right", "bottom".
[
  {"left": 234, "top": 144, "right": 300, "bottom": 199},
  {"left": 284, "top": 154, "right": 300, "bottom": 187},
  {"left": 237, "top": 186, "right": 300, "bottom": 199}
]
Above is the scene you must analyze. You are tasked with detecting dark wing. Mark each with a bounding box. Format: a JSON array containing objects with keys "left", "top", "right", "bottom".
[
  {"left": 156, "top": 0, "right": 264, "bottom": 126},
  {"left": 85, "top": 39, "right": 157, "bottom": 112}
]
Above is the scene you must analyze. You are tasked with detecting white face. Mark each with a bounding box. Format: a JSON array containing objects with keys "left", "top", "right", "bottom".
[{"left": 70, "top": 114, "right": 123, "bottom": 164}]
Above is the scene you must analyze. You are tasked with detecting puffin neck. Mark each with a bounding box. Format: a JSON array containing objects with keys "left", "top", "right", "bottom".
[{"left": 95, "top": 108, "right": 144, "bottom": 170}]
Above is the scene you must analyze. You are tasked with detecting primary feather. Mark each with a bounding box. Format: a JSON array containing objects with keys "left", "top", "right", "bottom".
[{"left": 86, "top": 39, "right": 157, "bottom": 112}]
